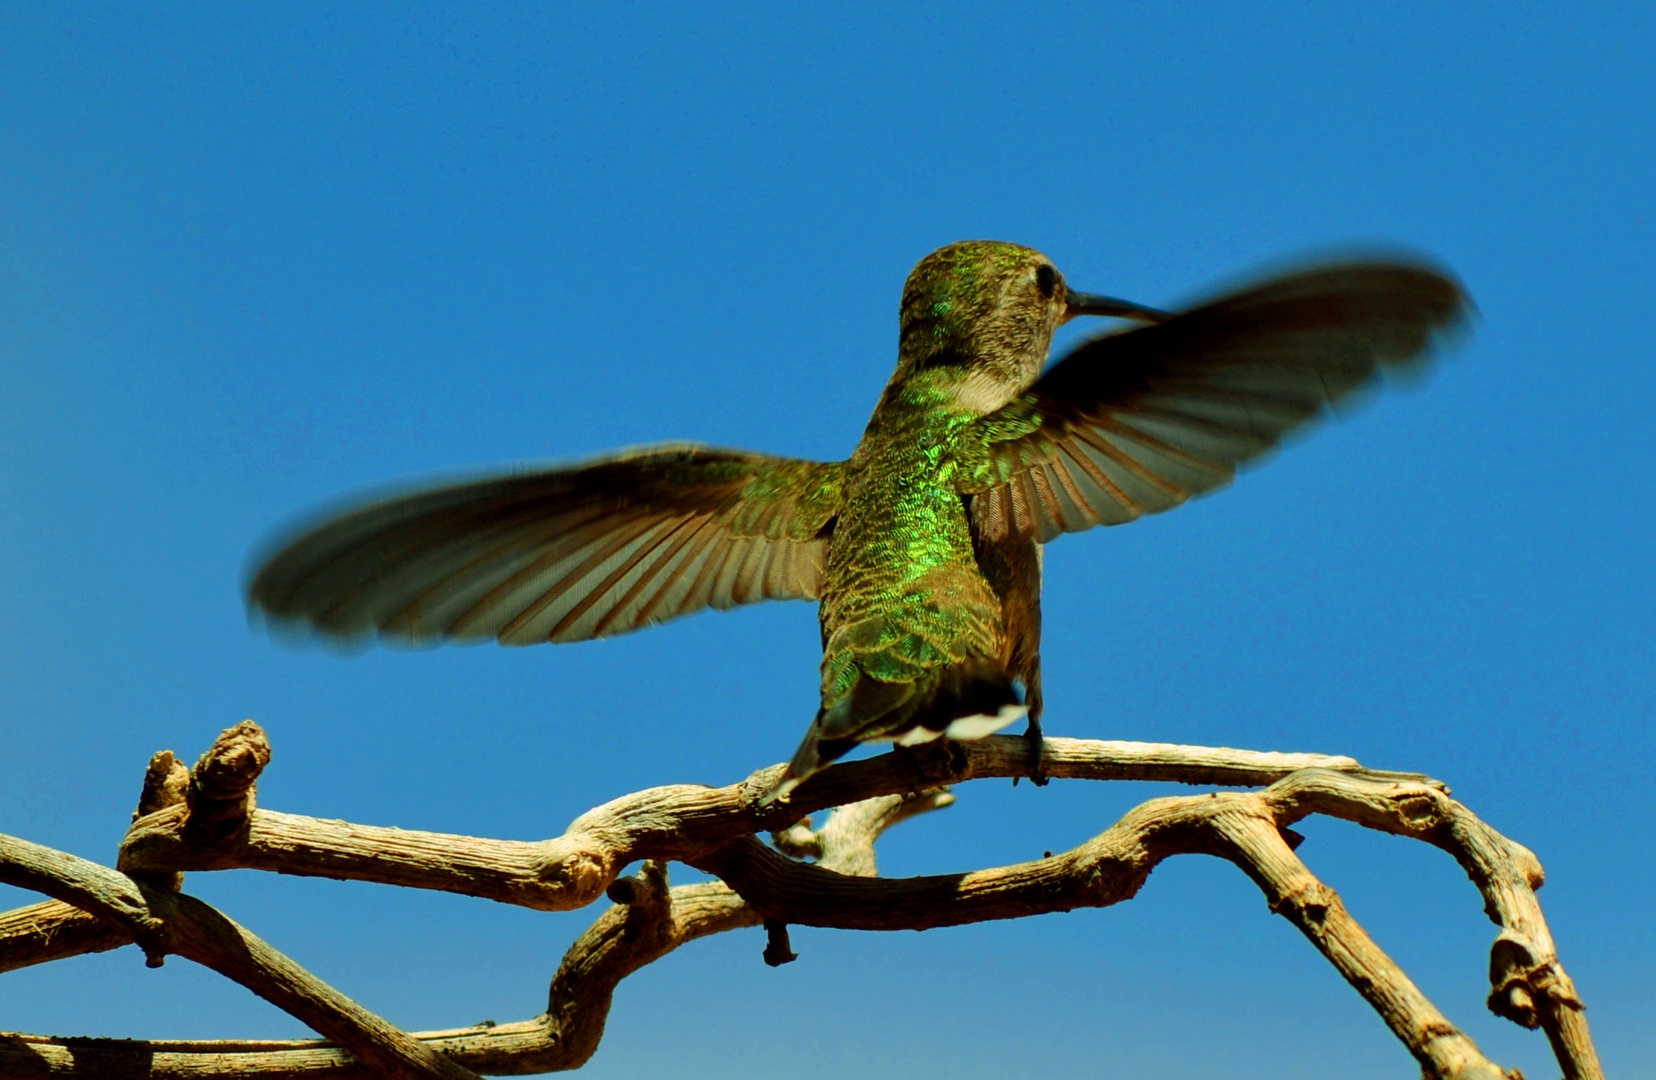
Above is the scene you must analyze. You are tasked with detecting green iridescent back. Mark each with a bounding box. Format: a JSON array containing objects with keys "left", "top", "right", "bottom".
[{"left": 815, "top": 241, "right": 1060, "bottom": 740}]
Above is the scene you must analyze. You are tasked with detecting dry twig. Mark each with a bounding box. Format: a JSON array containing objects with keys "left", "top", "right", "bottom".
[{"left": 0, "top": 721, "right": 1603, "bottom": 1080}]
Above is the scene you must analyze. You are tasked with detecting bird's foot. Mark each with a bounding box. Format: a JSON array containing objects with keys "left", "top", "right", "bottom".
[{"left": 1023, "top": 717, "right": 1049, "bottom": 787}]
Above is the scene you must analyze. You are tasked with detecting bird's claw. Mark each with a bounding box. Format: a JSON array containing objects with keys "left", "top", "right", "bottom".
[{"left": 1025, "top": 717, "right": 1049, "bottom": 787}]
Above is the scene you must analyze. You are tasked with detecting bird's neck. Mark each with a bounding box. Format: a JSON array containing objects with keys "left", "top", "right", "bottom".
[
  {"left": 883, "top": 337, "right": 1041, "bottom": 419},
  {"left": 850, "top": 370, "right": 1003, "bottom": 474}
]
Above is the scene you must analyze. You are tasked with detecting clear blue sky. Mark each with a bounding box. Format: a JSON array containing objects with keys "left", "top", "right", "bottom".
[{"left": 2, "top": 5, "right": 1650, "bottom": 1078}]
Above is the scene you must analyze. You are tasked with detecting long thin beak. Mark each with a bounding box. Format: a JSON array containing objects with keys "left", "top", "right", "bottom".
[{"left": 1063, "top": 287, "right": 1171, "bottom": 325}]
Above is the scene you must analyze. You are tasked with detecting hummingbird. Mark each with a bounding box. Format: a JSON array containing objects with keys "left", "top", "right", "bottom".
[{"left": 248, "top": 241, "right": 1468, "bottom": 801}]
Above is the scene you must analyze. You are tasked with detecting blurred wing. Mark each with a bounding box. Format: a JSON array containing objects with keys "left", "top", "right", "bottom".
[
  {"left": 248, "top": 444, "right": 843, "bottom": 645},
  {"left": 960, "top": 261, "right": 1470, "bottom": 542}
]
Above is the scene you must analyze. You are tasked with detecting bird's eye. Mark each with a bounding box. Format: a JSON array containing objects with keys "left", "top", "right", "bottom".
[{"left": 1035, "top": 264, "right": 1057, "bottom": 299}]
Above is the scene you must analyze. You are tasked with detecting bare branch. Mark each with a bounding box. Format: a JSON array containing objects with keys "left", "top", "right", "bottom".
[
  {"left": 813, "top": 788, "right": 955, "bottom": 878},
  {"left": 0, "top": 782, "right": 949, "bottom": 1078},
  {"left": 690, "top": 770, "right": 1595, "bottom": 1080},
  {"left": 0, "top": 877, "right": 754, "bottom": 1079},
  {"left": 0, "top": 900, "right": 130, "bottom": 974},
  {"left": 0, "top": 724, "right": 1600, "bottom": 1080},
  {"left": 0, "top": 832, "right": 477, "bottom": 1080},
  {"left": 116, "top": 735, "right": 1432, "bottom": 913}
]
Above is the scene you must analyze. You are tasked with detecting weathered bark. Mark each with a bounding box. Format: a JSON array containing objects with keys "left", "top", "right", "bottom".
[
  {"left": 0, "top": 901, "right": 130, "bottom": 974},
  {"left": 115, "top": 735, "right": 1434, "bottom": 910},
  {"left": 0, "top": 721, "right": 1602, "bottom": 1080}
]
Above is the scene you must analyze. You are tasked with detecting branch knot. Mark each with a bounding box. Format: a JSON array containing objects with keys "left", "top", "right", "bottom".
[
  {"left": 1487, "top": 930, "right": 1583, "bottom": 1029},
  {"left": 184, "top": 720, "right": 271, "bottom": 843},
  {"left": 1269, "top": 879, "right": 1338, "bottom": 922}
]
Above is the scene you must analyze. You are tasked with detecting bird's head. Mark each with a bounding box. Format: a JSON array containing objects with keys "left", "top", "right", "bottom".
[{"left": 891, "top": 240, "right": 1166, "bottom": 414}]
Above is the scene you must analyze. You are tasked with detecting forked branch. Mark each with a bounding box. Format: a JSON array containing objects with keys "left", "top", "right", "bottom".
[{"left": 0, "top": 722, "right": 1603, "bottom": 1080}]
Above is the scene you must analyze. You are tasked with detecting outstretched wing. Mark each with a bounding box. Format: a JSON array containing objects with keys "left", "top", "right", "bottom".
[
  {"left": 248, "top": 444, "right": 843, "bottom": 645},
  {"left": 957, "top": 261, "right": 1470, "bottom": 543}
]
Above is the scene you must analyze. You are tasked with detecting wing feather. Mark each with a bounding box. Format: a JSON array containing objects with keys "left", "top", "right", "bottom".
[
  {"left": 596, "top": 515, "right": 715, "bottom": 637},
  {"left": 248, "top": 444, "right": 843, "bottom": 646},
  {"left": 963, "top": 261, "right": 1470, "bottom": 542},
  {"left": 631, "top": 518, "right": 720, "bottom": 627},
  {"left": 546, "top": 517, "right": 694, "bottom": 643},
  {"left": 499, "top": 516, "right": 671, "bottom": 644}
]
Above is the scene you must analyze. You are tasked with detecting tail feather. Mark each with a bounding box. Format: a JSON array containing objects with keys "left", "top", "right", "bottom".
[
  {"left": 760, "top": 660, "right": 1022, "bottom": 805},
  {"left": 943, "top": 703, "right": 1027, "bottom": 739},
  {"left": 760, "top": 720, "right": 855, "bottom": 807}
]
